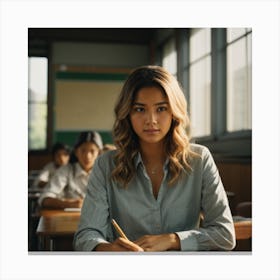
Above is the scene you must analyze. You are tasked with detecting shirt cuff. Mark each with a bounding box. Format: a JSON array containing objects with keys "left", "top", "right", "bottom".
[
  {"left": 176, "top": 230, "right": 199, "bottom": 251},
  {"left": 74, "top": 238, "right": 109, "bottom": 251}
]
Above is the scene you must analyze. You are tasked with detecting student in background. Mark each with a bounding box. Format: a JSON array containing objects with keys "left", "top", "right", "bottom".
[
  {"left": 74, "top": 65, "right": 235, "bottom": 252},
  {"left": 32, "top": 142, "right": 71, "bottom": 189},
  {"left": 38, "top": 131, "right": 103, "bottom": 209}
]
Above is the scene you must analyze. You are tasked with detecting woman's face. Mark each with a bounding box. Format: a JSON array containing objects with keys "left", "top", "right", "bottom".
[
  {"left": 75, "top": 142, "right": 99, "bottom": 172},
  {"left": 129, "top": 86, "right": 173, "bottom": 147}
]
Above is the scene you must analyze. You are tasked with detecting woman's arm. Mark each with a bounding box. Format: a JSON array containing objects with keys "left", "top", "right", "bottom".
[
  {"left": 74, "top": 154, "right": 114, "bottom": 251},
  {"left": 176, "top": 146, "right": 236, "bottom": 251}
]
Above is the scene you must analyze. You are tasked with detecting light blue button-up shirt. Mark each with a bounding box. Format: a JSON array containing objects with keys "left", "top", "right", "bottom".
[{"left": 74, "top": 144, "right": 235, "bottom": 251}]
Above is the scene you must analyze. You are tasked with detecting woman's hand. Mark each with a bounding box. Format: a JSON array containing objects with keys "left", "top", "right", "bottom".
[
  {"left": 95, "top": 237, "right": 144, "bottom": 252},
  {"left": 134, "top": 233, "right": 180, "bottom": 252}
]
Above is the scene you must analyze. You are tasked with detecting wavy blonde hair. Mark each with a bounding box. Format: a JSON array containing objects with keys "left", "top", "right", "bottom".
[{"left": 112, "top": 65, "right": 196, "bottom": 187}]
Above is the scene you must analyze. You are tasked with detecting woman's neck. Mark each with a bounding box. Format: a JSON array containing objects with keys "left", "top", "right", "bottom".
[{"left": 139, "top": 142, "right": 166, "bottom": 165}]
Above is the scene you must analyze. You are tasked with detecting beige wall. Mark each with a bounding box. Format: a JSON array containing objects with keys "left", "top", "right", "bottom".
[{"left": 55, "top": 80, "right": 124, "bottom": 130}]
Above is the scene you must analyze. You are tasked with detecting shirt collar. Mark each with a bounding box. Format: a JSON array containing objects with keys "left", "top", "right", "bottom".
[{"left": 74, "top": 162, "right": 91, "bottom": 178}]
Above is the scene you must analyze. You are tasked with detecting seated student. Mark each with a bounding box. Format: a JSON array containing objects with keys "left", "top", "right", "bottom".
[
  {"left": 74, "top": 65, "right": 236, "bottom": 252},
  {"left": 38, "top": 131, "right": 103, "bottom": 209},
  {"left": 32, "top": 142, "right": 71, "bottom": 189}
]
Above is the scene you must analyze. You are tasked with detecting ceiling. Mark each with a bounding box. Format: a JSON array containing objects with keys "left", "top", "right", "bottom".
[{"left": 28, "top": 28, "right": 158, "bottom": 56}]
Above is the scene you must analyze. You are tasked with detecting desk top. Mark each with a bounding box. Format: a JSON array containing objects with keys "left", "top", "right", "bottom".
[
  {"left": 37, "top": 215, "right": 80, "bottom": 236},
  {"left": 36, "top": 212, "right": 252, "bottom": 241},
  {"left": 39, "top": 209, "right": 81, "bottom": 217}
]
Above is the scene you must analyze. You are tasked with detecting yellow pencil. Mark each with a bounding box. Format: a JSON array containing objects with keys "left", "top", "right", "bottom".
[{"left": 111, "top": 219, "right": 129, "bottom": 240}]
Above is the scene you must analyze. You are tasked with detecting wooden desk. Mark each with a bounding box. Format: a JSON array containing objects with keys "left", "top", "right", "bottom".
[
  {"left": 39, "top": 209, "right": 81, "bottom": 217},
  {"left": 233, "top": 220, "right": 252, "bottom": 251},
  {"left": 36, "top": 210, "right": 81, "bottom": 251},
  {"left": 36, "top": 213, "right": 252, "bottom": 251},
  {"left": 234, "top": 220, "right": 252, "bottom": 240}
]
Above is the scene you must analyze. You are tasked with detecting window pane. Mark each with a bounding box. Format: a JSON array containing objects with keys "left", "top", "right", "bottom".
[
  {"left": 28, "top": 103, "right": 47, "bottom": 149},
  {"left": 190, "top": 56, "right": 211, "bottom": 137},
  {"left": 190, "top": 28, "right": 211, "bottom": 63},
  {"left": 28, "top": 57, "right": 48, "bottom": 150},
  {"left": 162, "top": 38, "right": 177, "bottom": 76},
  {"left": 227, "top": 28, "right": 246, "bottom": 42},
  {"left": 227, "top": 37, "right": 252, "bottom": 131}
]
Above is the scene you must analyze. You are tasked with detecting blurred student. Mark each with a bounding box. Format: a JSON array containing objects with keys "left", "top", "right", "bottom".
[
  {"left": 74, "top": 66, "right": 235, "bottom": 252},
  {"left": 38, "top": 131, "right": 103, "bottom": 209},
  {"left": 32, "top": 142, "right": 71, "bottom": 189}
]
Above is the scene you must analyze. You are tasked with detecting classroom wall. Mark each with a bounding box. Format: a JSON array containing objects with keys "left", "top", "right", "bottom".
[{"left": 216, "top": 161, "right": 252, "bottom": 215}]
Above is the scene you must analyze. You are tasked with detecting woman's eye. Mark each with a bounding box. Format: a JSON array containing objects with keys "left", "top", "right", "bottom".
[
  {"left": 157, "top": 106, "right": 167, "bottom": 112},
  {"left": 134, "top": 107, "right": 144, "bottom": 112}
]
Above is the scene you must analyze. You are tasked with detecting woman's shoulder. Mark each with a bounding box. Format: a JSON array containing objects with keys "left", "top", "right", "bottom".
[
  {"left": 189, "top": 143, "right": 210, "bottom": 155},
  {"left": 96, "top": 149, "right": 116, "bottom": 167}
]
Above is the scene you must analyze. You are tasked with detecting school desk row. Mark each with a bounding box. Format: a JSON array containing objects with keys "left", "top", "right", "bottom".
[{"left": 35, "top": 209, "right": 252, "bottom": 251}]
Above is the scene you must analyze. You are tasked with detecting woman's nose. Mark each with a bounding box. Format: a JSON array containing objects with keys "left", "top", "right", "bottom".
[{"left": 145, "top": 111, "right": 157, "bottom": 124}]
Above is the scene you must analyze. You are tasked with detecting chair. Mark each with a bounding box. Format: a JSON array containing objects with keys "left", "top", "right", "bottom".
[{"left": 236, "top": 201, "right": 252, "bottom": 218}]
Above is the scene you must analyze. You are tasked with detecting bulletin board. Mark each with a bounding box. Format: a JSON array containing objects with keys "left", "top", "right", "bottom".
[
  {"left": 55, "top": 80, "right": 124, "bottom": 130},
  {"left": 53, "top": 70, "right": 129, "bottom": 145}
]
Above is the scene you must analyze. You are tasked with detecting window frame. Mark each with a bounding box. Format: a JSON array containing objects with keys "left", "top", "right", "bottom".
[{"left": 176, "top": 28, "right": 252, "bottom": 158}]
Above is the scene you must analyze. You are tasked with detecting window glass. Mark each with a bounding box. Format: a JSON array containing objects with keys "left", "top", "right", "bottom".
[
  {"left": 162, "top": 38, "right": 177, "bottom": 76},
  {"left": 226, "top": 31, "right": 252, "bottom": 132},
  {"left": 190, "top": 28, "right": 211, "bottom": 63},
  {"left": 227, "top": 28, "right": 246, "bottom": 42},
  {"left": 190, "top": 56, "right": 211, "bottom": 137},
  {"left": 189, "top": 28, "right": 211, "bottom": 137},
  {"left": 28, "top": 57, "right": 48, "bottom": 150}
]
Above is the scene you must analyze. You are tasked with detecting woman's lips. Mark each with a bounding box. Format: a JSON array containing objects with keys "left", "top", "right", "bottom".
[{"left": 144, "top": 129, "right": 160, "bottom": 134}]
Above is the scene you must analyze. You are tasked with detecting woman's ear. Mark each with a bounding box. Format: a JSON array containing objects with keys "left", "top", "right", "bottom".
[{"left": 172, "top": 118, "right": 179, "bottom": 126}]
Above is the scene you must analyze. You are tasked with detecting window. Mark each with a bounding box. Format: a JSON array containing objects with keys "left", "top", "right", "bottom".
[
  {"left": 28, "top": 57, "right": 48, "bottom": 150},
  {"left": 162, "top": 37, "right": 177, "bottom": 77},
  {"left": 189, "top": 28, "right": 211, "bottom": 138},
  {"left": 226, "top": 28, "right": 252, "bottom": 132}
]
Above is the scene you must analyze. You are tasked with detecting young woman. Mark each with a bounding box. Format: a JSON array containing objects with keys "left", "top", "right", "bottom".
[
  {"left": 38, "top": 131, "right": 103, "bottom": 209},
  {"left": 74, "top": 66, "right": 235, "bottom": 251}
]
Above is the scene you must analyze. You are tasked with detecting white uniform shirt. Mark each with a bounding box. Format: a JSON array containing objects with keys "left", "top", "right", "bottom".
[
  {"left": 38, "top": 162, "right": 91, "bottom": 206},
  {"left": 32, "top": 162, "right": 57, "bottom": 188}
]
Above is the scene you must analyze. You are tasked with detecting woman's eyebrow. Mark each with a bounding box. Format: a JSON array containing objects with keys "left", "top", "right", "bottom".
[
  {"left": 132, "top": 101, "right": 169, "bottom": 106},
  {"left": 155, "top": 101, "right": 169, "bottom": 106},
  {"left": 132, "top": 102, "right": 145, "bottom": 106}
]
